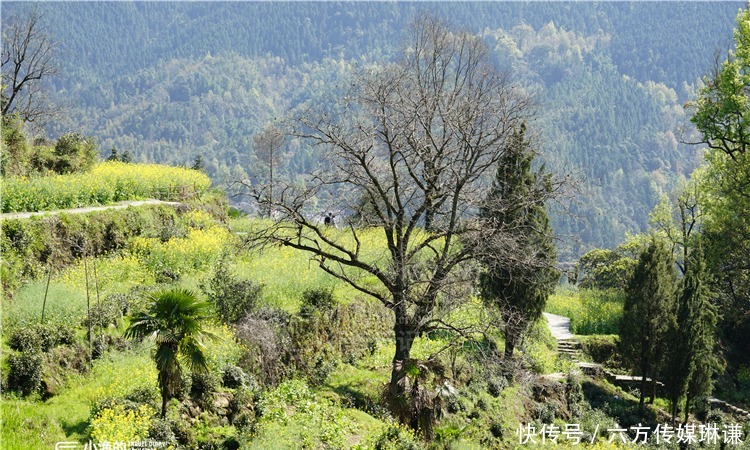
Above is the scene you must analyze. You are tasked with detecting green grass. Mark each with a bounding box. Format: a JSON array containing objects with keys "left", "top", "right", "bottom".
[
  {"left": 545, "top": 288, "right": 624, "bottom": 335},
  {"left": 1, "top": 349, "right": 156, "bottom": 450},
  {"left": 3, "top": 279, "right": 87, "bottom": 331}
]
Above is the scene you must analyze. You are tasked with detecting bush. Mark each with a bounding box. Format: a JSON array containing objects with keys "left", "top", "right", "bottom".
[
  {"left": 222, "top": 365, "right": 250, "bottom": 389},
  {"left": 8, "top": 323, "right": 75, "bottom": 353},
  {"left": 487, "top": 375, "right": 508, "bottom": 397},
  {"left": 201, "top": 257, "right": 263, "bottom": 324},
  {"left": 236, "top": 309, "right": 294, "bottom": 387},
  {"left": 84, "top": 300, "right": 123, "bottom": 329},
  {"left": 191, "top": 372, "right": 221, "bottom": 409},
  {"left": 52, "top": 133, "right": 98, "bottom": 175},
  {"left": 7, "top": 352, "right": 44, "bottom": 395},
  {"left": 578, "top": 335, "right": 621, "bottom": 368},
  {"left": 356, "top": 422, "right": 420, "bottom": 450},
  {"left": 148, "top": 417, "right": 177, "bottom": 446},
  {"left": 227, "top": 387, "right": 255, "bottom": 429},
  {"left": 299, "top": 288, "right": 336, "bottom": 317}
]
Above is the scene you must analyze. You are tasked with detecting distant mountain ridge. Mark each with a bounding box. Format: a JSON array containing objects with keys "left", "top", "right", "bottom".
[{"left": 2, "top": 1, "right": 743, "bottom": 259}]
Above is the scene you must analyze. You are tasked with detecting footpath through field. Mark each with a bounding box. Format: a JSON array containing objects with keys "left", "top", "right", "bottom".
[{"left": 0, "top": 199, "right": 181, "bottom": 220}]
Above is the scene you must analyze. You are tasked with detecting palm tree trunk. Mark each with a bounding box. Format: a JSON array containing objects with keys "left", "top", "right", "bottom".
[{"left": 161, "top": 391, "right": 168, "bottom": 418}]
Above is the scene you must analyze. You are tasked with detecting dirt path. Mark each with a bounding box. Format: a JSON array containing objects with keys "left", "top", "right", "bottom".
[
  {"left": 543, "top": 312, "right": 575, "bottom": 340},
  {"left": 0, "top": 199, "right": 181, "bottom": 220}
]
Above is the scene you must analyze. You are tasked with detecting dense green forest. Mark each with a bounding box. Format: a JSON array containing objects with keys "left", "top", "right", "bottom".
[{"left": 2, "top": 1, "right": 743, "bottom": 260}]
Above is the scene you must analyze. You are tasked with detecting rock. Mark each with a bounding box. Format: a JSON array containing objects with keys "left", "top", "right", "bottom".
[{"left": 213, "top": 394, "right": 230, "bottom": 410}]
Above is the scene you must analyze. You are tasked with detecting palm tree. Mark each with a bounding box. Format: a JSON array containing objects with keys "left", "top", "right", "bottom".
[{"left": 125, "top": 288, "right": 216, "bottom": 417}]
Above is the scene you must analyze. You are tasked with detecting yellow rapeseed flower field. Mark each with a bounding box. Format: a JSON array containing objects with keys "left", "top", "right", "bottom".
[{"left": 1, "top": 161, "right": 211, "bottom": 213}]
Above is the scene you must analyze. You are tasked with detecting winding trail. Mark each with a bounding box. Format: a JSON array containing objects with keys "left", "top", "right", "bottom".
[{"left": 0, "top": 199, "right": 181, "bottom": 220}]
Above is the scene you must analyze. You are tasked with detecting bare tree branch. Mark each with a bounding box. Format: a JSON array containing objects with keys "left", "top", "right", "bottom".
[{"left": 1, "top": 8, "right": 60, "bottom": 124}]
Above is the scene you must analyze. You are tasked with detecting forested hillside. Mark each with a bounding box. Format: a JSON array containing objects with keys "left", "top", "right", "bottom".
[{"left": 2, "top": 1, "right": 742, "bottom": 260}]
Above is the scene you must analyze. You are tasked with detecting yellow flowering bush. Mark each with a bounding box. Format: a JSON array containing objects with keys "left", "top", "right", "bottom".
[
  {"left": 129, "top": 225, "right": 232, "bottom": 277},
  {"left": 57, "top": 255, "right": 155, "bottom": 293},
  {"left": 1, "top": 161, "right": 211, "bottom": 213},
  {"left": 89, "top": 403, "right": 154, "bottom": 444}
]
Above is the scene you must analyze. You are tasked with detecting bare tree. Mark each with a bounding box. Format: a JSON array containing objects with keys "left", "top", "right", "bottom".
[
  {"left": 249, "top": 14, "right": 538, "bottom": 428},
  {"left": 1, "top": 8, "right": 59, "bottom": 123},
  {"left": 252, "top": 123, "right": 285, "bottom": 218}
]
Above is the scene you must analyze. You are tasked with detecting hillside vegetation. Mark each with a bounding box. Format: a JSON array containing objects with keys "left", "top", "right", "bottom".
[
  {"left": 2, "top": 1, "right": 743, "bottom": 259},
  {"left": 2, "top": 3, "right": 750, "bottom": 449}
]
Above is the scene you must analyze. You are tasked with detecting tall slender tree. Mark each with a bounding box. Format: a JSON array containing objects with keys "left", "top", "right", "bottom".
[
  {"left": 124, "top": 289, "right": 215, "bottom": 417},
  {"left": 681, "top": 246, "right": 722, "bottom": 423},
  {"left": 478, "top": 124, "right": 559, "bottom": 359},
  {"left": 253, "top": 123, "right": 285, "bottom": 218},
  {"left": 619, "top": 237, "right": 677, "bottom": 414}
]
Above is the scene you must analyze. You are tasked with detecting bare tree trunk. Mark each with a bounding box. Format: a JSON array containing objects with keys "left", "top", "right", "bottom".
[
  {"left": 268, "top": 155, "right": 274, "bottom": 218},
  {"left": 41, "top": 265, "right": 51, "bottom": 323},
  {"left": 649, "top": 379, "right": 656, "bottom": 404},
  {"left": 84, "top": 254, "right": 92, "bottom": 369},
  {"left": 639, "top": 368, "right": 648, "bottom": 414},
  {"left": 388, "top": 307, "right": 417, "bottom": 423}
]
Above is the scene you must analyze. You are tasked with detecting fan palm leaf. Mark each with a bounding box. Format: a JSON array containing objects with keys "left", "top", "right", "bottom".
[{"left": 124, "top": 288, "right": 217, "bottom": 417}]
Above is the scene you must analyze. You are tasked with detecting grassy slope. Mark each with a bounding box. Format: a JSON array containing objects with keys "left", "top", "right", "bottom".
[{"left": 2, "top": 215, "right": 596, "bottom": 448}]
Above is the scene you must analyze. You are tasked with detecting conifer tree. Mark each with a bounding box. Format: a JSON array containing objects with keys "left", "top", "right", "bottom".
[
  {"left": 681, "top": 246, "right": 722, "bottom": 423},
  {"left": 620, "top": 237, "right": 677, "bottom": 414},
  {"left": 663, "top": 244, "right": 722, "bottom": 422},
  {"left": 478, "top": 124, "right": 559, "bottom": 359}
]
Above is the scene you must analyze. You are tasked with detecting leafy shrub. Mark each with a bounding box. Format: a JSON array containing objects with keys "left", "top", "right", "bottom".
[
  {"left": 8, "top": 323, "right": 75, "bottom": 353},
  {"left": 91, "top": 333, "right": 132, "bottom": 360},
  {"left": 124, "top": 385, "right": 160, "bottom": 406},
  {"left": 356, "top": 422, "right": 420, "bottom": 450},
  {"left": 201, "top": 257, "right": 263, "bottom": 324},
  {"left": 6, "top": 352, "right": 44, "bottom": 395},
  {"left": 191, "top": 372, "right": 221, "bottom": 409},
  {"left": 227, "top": 387, "right": 256, "bottom": 430},
  {"left": 148, "top": 417, "right": 177, "bottom": 446},
  {"left": 221, "top": 365, "right": 251, "bottom": 389},
  {"left": 195, "top": 425, "right": 239, "bottom": 450},
  {"left": 52, "top": 133, "right": 98, "bottom": 174},
  {"left": 299, "top": 287, "right": 336, "bottom": 317},
  {"left": 487, "top": 375, "right": 508, "bottom": 397},
  {"left": 227, "top": 207, "right": 246, "bottom": 219},
  {"left": 566, "top": 370, "right": 585, "bottom": 418},
  {"left": 255, "top": 380, "right": 353, "bottom": 448},
  {"left": 84, "top": 300, "right": 123, "bottom": 329},
  {"left": 578, "top": 335, "right": 622, "bottom": 368}
]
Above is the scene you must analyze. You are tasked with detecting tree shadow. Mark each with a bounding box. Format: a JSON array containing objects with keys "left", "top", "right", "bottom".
[
  {"left": 582, "top": 380, "right": 658, "bottom": 429},
  {"left": 61, "top": 419, "right": 89, "bottom": 438}
]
